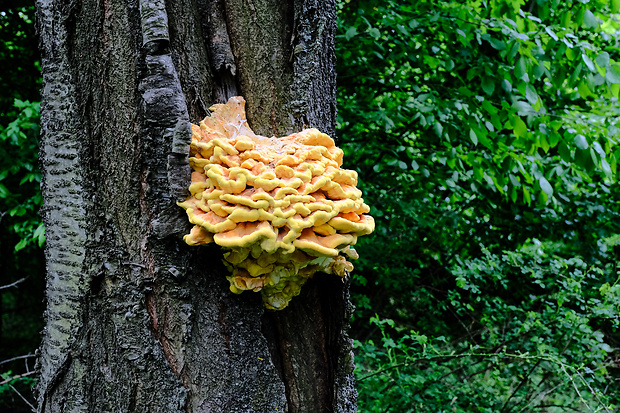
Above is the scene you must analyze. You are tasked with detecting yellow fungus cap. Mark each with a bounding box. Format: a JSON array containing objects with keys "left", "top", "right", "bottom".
[{"left": 179, "top": 96, "right": 374, "bottom": 310}]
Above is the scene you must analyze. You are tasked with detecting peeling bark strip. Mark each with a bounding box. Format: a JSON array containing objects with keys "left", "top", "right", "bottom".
[
  {"left": 137, "top": 0, "right": 191, "bottom": 228},
  {"left": 36, "top": 0, "right": 353, "bottom": 411}
]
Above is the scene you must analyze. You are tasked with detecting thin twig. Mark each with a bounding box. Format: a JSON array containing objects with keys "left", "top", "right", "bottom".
[
  {"left": 0, "top": 354, "right": 36, "bottom": 366},
  {"left": 531, "top": 404, "right": 581, "bottom": 412},
  {"left": 500, "top": 359, "right": 542, "bottom": 413},
  {"left": 0, "top": 371, "right": 36, "bottom": 386},
  {"left": 518, "top": 383, "right": 565, "bottom": 413},
  {"left": 358, "top": 351, "right": 608, "bottom": 383},
  {"left": 0, "top": 277, "right": 27, "bottom": 290},
  {"left": 572, "top": 368, "right": 612, "bottom": 413},
  {"left": 560, "top": 364, "right": 591, "bottom": 412},
  {"left": 8, "top": 384, "right": 36, "bottom": 412}
]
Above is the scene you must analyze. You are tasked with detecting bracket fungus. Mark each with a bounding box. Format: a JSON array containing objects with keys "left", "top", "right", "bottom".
[{"left": 178, "top": 96, "right": 374, "bottom": 310}]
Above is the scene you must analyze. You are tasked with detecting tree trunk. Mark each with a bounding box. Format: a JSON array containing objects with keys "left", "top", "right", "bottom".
[{"left": 35, "top": 0, "right": 356, "bottom": 412}]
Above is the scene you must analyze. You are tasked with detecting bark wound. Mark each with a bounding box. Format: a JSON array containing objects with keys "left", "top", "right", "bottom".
[{"left": 146, "top": 288, "right": 182, "bottom": 377}]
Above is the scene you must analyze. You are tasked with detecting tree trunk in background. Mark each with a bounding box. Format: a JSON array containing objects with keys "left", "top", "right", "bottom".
[{"left": 35, "top": 0, "right": 356, "bottom": 411}]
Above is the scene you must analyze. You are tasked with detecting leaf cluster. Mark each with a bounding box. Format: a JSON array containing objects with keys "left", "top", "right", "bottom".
[
  {"left": 0, "top": 99, "right": 43, "bottom": 251},
  {"left": 0, "top": 5, "right": 40, "bottom": 125},
  {"left": 336, "top": 0, "right": 620, "bottom": 410}
]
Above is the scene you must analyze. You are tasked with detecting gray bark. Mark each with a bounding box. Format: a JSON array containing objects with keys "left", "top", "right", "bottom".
[{"left": 35, "top": 0, "right": 355, "bottom": 412}]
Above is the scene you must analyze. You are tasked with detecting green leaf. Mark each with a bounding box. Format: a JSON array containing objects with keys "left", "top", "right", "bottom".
[
  {"left": 510, "top": 183, "right": 518, "bottom": 203},
  {"left": 489, "top": 38, "right": 506, "bottom": 50},
  {"left": 539, "top": 176, "right": 553, "bottom": 198},
  {"left": 523, "top": 185, "right": 531, "bottom": 206},
  {"left": 574, "top": 134, "right": 589, "bottom": 150},
  {"left": 547, "top": 130, "right": 560, "bottom": 148},
  {"left": 482, "top": 77, "right": 495, "bottom": 95},
  {"left": 525, "top": 84, "right": 538, "bottom": 105},
  {"left": 582, "top": 54, "right": 595, "bottom": 72},
  {"left": 15, "top": 238, "right": 28, "bottom": 252},
  {"left": 592, "top": 141, "right": 606, "bottom": 158},
  {"left": 559, "top": 141, "right": 571, "bottom": 162},
  {"left": 578, "top": 81, "right": 592, "bottom": 98},
  {"left": 502, "top": 79, "right": 512, "bottom": 92},
  {"left": 345, "top": 27, "right": 357, "bottom": 40},
  {"left": 33, "top": 224, "right": 45, "bottom": 239},
  {"left": 570, "top": 62, "right": 583, "bottom": 84},
  {"left": 368, "top": 28, "right": 380, "bottom": 40},
  {"left": 473, "top": 166, "right": 483, "bottom": 181},
  {"left": 434, "top": 121, "right": 443, "bottom": 137},
  {"left": 537, "top": 189, "right": 549, "bottom": 205},
  {"left": 575, "top": 148, "right": 595, "bottom": 172},
  {"left": 11, "top": 207, "right": 26, "bottom": 217},
  {"left": 601, "top": 158, "right": 613, "bottom": 179},
  {"left": 0, "top": 183, "right": 8, "bottom": 198},
  {"left": 614, "top": 0, "right": 620, "bottom": 13},
  {"left": 583, "top": 9, "right": 598, "bottom": 28},
  {"left": 596, "top": 52, "right": 610, "bottom": 68},
  {"left": 545, "top": 26, "right": 558, "bottom": 41},
  {"left": 606, "top": 64, "right": 620, "bottom": 84},
  {"left": 469, "top": 129, "right": 478, "bottom": 146},
  {"left": 533, "top": 62, "right": 546, "bottom": 80},
  {"left": 539, "top": 133, "right": 550, "bottom": 153},
  {"left": 512, "top": 100, "right": 532, "bottom": 115},
  {"left": 515, "top": 56, "right": 527, "bottom": 79},
  {"left": 513, "top": 117, "right": 527, "bottom": 138}
]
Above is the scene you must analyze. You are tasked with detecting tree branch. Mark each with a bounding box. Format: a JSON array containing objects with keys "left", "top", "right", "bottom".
[
  {"left": 0, "top": 353, "right": 35, "bottom": 366},
  {"left": 0, "top": 370, "right": 35, "bottom": 386},
  {"left": 0, "top": 277, "right": 27, "bottom": 290}
]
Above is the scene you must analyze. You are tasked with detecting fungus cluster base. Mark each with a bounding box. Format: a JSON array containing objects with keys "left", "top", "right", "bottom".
[{"left": 179, "top": 97, "right": 374, "bottom": 310}]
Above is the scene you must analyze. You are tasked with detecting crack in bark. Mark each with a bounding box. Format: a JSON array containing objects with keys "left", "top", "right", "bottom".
[
  {"left": 268, "top": 77, "right": 280, "bottom": 137},
  {"left": 198, "top": 0, "right": 239, "bottom": 103},
  {"left": 146, "top": 289, "right": 183, "bottom": 378}
]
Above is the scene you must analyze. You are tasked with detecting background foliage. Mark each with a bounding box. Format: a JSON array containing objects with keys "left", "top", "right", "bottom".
[
  {"left": 336, "top": 0, "right": 620, "bottom": 411},
  {"left": 0, "top": 4, "right": 39, "bottom": 125},
  {"left": 2, "top": 0, "right": 620, "bottom": 411},
  {"left": 0, "top": 4, "right": 42, "bottom": 411}
]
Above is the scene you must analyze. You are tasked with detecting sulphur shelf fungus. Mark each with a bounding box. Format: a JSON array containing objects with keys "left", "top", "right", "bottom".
[{"left": 178, "top": 96, "right": 374, "bottom": 310}]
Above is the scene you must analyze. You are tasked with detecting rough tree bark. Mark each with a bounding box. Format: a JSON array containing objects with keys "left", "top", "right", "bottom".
[{"left": 35, "top": 0, "right": 356, "bottom": 412}]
